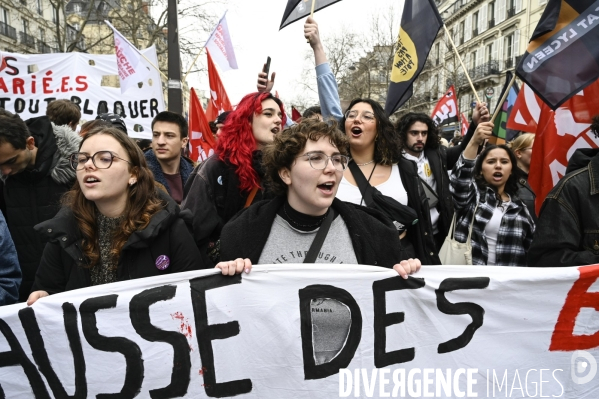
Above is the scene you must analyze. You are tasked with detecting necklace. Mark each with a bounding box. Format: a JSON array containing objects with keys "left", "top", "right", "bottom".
[
  {"left": 283, "top": 203, "right": 329, "bottom": 229},
  {"left": 355, "top": 159, "right": 375, "bottom": 166}
]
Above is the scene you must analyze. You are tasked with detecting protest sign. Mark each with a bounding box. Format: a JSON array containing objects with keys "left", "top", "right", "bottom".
[
  {"left": 0, "top": 264, "right": 597, "bottom": 398},
  {"left": 0, "top": 49, "right": 165, "bottom": 139}
]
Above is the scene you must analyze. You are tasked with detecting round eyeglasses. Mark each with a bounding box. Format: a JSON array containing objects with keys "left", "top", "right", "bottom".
[
  {"left": 69, "top": 151, "right": 132, "bottom": 171},
  {"left": 344, "top": 110, "right": 376, "bottom": 123},
  {"left": 298, "top": 152, "right": 349, "bottom": 171}
]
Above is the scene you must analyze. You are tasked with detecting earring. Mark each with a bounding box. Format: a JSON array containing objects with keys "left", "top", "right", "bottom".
[{"left": 129, "top": 179, "right": 137, "bottom": 186}]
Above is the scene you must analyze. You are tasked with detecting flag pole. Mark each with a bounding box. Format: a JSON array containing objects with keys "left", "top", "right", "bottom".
[
  {"left": 442, "top": 24, "right": 481, "bottom": 103},
  {"left": 182, "top": 47, "right": 204, "bottom": 83},
  {"left": 490, "top": 72, "right": 518, "bottom": 124},
  {"left": 306, "top": 0, "right": 317, "bottom": 43}
]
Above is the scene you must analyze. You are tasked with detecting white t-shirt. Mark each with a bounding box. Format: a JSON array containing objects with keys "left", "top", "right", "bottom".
[
  {"left": 484, "top": 197, "right": 511, "bottom": 265},
  {"left": 337, "top": 164, "right": 408, "bottom": 206},
  {"left": 403, "top": 151, "right": 440, "bottom": 234}
]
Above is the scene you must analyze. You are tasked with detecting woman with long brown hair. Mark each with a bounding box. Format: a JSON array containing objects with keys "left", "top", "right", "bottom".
[{"left": 27, "top": 127, "right": 205, "bottom": 304}]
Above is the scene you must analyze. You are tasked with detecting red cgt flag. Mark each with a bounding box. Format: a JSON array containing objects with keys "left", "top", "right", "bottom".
[
  {"left": 460, "top": 112, "right": 469, "bottom": 136},
  {"left": 506, "top": 81, "right": 599, "bottom": 214},
  {"left": 431, "top": 86, "right": 459, "bottom": 127},
  {"left": 291, "top": 106, "right": 302, "bottom": 122},
  {"left": 206, "top": 50, "right": 233, "bottom": 122},
  {"left": 188, "top": 88, "right": 216, "bottom": 163}
]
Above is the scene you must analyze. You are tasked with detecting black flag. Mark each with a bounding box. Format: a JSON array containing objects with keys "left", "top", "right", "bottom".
[
  {"left": 280, "top": 0, "right": 342, "bottom": 30},
  {"left": 516, "top": 0, "right": 599, "bottom": 109},
  {"left": 384, "top": 0, "right": 443, "bottom": 116}
]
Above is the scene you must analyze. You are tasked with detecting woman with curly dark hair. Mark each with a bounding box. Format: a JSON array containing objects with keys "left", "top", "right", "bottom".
[
  {"left": 335, "top": 100, "right": 440, "bottom": 265},
  {"left": 450, "top": 121, "right": 535, "bottom": 266},
  {"left": 27, "top": 127, "right": 205, "bottom": 304},
  {"left": 214, "top": 118, "right": 420, "bottom": 280},
  {"left": 181, "top": 92, "right": 286, "bottom": 264}
]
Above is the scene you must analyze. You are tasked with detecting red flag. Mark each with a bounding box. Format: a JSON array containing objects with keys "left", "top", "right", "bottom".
[
  {"left": 188, "top": 88, "right": 216, "bottom": 162},
  {"left": 291, "top": 106, "right": 301, "bottom": 122},
  {"left": 507, "top": 81, "right": 599, "bottom": 214},
  {"left": 460, "top": 113, "right": 469, "bottom": 136},
  {"left": 206, "top": 50, "right": 233, "bottom": 122},
  {"left": 431, "top": 86, "right": 459, "bottom": 127}
]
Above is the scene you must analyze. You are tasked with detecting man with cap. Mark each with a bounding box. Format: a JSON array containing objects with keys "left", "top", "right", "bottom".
[
  {"left": 96, "top": 113, "right": 128, "bottom": 134},
  {"left": 214, "top": 111, "right": 231, "bottom": 138}
]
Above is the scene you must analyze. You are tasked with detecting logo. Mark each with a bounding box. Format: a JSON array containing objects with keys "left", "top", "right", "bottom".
[
  {"left": 391, "top": 28, "right": 418, "bottom": 83},
  {"left": 571, "top": 350, "right": 597, "bottom": 385}
]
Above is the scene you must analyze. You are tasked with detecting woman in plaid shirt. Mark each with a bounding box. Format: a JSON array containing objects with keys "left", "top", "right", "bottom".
[{"left": 450, "top": 122, "right": 535, "bottom": 266}]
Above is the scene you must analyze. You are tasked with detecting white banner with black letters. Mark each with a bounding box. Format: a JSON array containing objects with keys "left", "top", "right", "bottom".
[
  {"left": 0, "top": 264, "right": 597, "bottom": 398},
  {"left": 0, "top": 49, "right": 165, "bottom": 139}
]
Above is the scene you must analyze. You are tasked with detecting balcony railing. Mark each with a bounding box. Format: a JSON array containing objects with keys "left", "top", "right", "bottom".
[
  {"left": 37, "top": 41, "right": 53, "bottom": 53},
  {"left": 0, "top": 21, "right": 16, "bottom": 40},
  {"left": 488, "top": 18, "right": 495, "bottom": 28},
  {"left": 505, "top": 58, "right": 514, "bottom": 69},
  {"left": 19, "top": 31, "right": 36, "bottom": 48},
  {"left": 447, "top": 60, "right": 501, "bottom": 87},
  {"left": 472, "top": 28, "right": 478, "bottom": 37},
  {"left": 506, "top": 7, "right": 516, "bottom": 18}
]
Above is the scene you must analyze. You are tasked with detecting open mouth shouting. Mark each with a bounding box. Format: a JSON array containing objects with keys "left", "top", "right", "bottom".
[
  {"left": 492, "top": 172, "right": 504, "bottom": 181},
  {"left": 317, "top": 181, "right": 335, "bottom": 195},
  {"left": 83, "top": 175, "right": 101, "bottom": 187},
  {"left": 350, "top": 127, "right": 363, "bottom": 137},
  {"left": 271, "top": 126, "right": 281, "bottom": 135}
]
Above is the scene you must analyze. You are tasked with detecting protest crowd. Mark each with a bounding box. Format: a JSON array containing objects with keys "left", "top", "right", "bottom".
[
  {"left": 0, "top": 0, "right": 598, "bottom": 395},
  {"left": 0, "top": 4, "right": 597, "bottom": 306}
]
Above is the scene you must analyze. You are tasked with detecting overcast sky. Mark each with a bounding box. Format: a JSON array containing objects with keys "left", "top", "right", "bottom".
[{"left": 182, "top": 0, "right": 403, "bottom": 108}]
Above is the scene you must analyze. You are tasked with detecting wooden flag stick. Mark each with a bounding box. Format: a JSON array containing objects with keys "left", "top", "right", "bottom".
[
  {"left": 490, "top": 72, "right": 518, "bottom": 124},
  {"left": 310, "top": 0, "right": 316, "bottom": 16},
  {"left": 442, "top": 24, "right": 481, "bottom": 103},
  {"left": 183, "top": 47, "right": 204, "bottom": 82}
]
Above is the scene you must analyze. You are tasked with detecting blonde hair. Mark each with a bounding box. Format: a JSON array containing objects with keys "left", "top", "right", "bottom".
[{"left": 507, "top": 133, "right": 534, "bottom": 153}]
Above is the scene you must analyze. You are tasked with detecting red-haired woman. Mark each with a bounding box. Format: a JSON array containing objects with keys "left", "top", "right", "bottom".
[
  {"left": 27, "top": 127, "right": 206, "bottom": 304},
  {"left": 181, "top": 92, "right": 286, "bottom": 264}
]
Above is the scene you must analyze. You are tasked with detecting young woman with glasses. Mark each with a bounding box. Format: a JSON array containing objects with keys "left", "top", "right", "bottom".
[
  {"left": 304, "top": 17, "right": 439, "bottom": 265},
  {"left": 27, "top": 127, "right": 206, "bottom": 305},
  {"left": 181, "top": 92, "right": 285, "bottom": 265},
  {"left": 213, "top": 118, "right": 421, "bottom": 278}
]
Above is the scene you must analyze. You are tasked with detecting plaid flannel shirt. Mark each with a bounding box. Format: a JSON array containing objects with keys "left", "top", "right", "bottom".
[{"left": 449, "top": 154, "right": 535, "bottom": 266}]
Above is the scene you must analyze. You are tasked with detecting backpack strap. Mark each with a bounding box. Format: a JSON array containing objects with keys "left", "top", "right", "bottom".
[
  {"left": 303, "top": 208, "right": 336, "bottom": 263},
  {"left": 348, "top": 160, "right": 376, "bottom": 207}
]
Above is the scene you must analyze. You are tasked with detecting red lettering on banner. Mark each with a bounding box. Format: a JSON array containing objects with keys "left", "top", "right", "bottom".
[
  {"left": 0, "top": 77, "right": 8, "bottom": 93},
  {"left": 550, "top": 264, "right": 599, "bottom": 351},
  {"left": 61, "top": 76, "right": 70, "bottom": 92},
  {"left": 12, "top": 78, "right": 24, "bottom": 94},
  {"left": 43, "top": 71, "right": 53, "bottom": 94},
  {"left": 75, "top": 76, "right": 88, "bottom": 91}
]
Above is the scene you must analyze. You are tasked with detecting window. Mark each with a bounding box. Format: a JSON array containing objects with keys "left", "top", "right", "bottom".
[
  {"left": 37, "top": 0, "right": 42, "bottom": 15},
  {"left": 473, "top": 11, "right": 479, "bottom": 34},
  {"left": 486, "top": 43, "right": 494, "bottom": 62},
  {"left": 459, "top": 20, "right": 465, "bottom": 45},
  {"left": 21, "top": 18, "right": 28, "bottom": 34},
  {"left": 0, "top": 7, "right": 8, "bottom": 25},
  {"left": 469, "top": 52, "right": 476, "bottom": 69},
  {"left": 39, "top": 28, "right": 44, "bottom": 42},
  {"left": 434, "top": 42, "right": 440, "bottom": 65}
]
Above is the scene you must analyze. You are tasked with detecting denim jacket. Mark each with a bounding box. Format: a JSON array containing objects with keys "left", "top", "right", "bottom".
[
  {"left": 528, "top": 148, "right": 599, "bottom": 267},
  {"left": 450, "top": 154, "right": 535, "bottom": 266},
  {"left": 0, "top": 212, "right": 21, "bottom": 304}
]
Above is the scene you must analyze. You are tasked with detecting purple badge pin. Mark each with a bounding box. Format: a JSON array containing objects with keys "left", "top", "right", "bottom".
[{"left": 155, "top": 255, "right": 170, "bottom": 270}]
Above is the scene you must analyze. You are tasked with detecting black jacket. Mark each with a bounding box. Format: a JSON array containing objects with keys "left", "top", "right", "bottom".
[
  {"left": 1, "top": 116, "right": 80, "bottom": 301},
  {"left": 32, "top": 192, "right": 207, "bottom": 294},
  {"left": 396, "top": 157, "right": 441, "bottom": 265},
  {"left": 423, "top": 146, "right": 453, "bottom": 240},
  {"left": 144, "top": 149, "right": 195, "bottom": 199},
  {"left": 220, "top": 196, "right": 404, "bottom": 268},
  {"left": 181, "top": 153, "right": 270, "bottom": 258},
  {"left": 528, "top": 148, "right": 599, "bottom": 267},
  {"left": 515, "top": 168, "right": 537, "bottom": 225}
]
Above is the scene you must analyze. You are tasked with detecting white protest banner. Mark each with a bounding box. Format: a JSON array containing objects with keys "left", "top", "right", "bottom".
[
  {"left": 105, "top": 20, "right": 150, "bottom": 94},
  {"left": 0, "top": 264, "right": 597, "bottom": 398},
  {"left": 204, "top": 11, "right": 238, "bottom": 71},
  {"left": 0, "top": 49, "right": 165, "bottom": 139}
]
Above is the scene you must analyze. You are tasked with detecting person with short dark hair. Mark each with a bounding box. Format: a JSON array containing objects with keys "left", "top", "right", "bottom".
[
  {"left": 46, "top": 99, "right": 81, "bottom": 131},
  {"left": 145, "top": 111, "right": 194, "bottom": 204},
  {"left": 528, "top": 117, "right": 599, "bottom": 267},
  {"left": 302, "top": 105, "right": 322, "bottom": 120},
  {"left": 451, "top": 122, "right": 535, "bottom": 266},
  {"left": 215, "top": 118, "right": 421, "bottom": 279},
  {"left": 96, "top": 113, "right": 128, "bottom": 134},
  {"left": 27, "top": 126, "right": 206, "bottom": 305},
  {"left": 0, "top": 108, "right": 80, "bottom": 301},
  {"left": 214, "top": 111, "right": 231, "bottom": 137},
  {"left": 79, "top": 119, "right": 112, "bottom": 137}
]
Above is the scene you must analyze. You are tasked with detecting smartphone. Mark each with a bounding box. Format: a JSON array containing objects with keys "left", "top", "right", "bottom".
[{"left": 263, "top": 56, "right": 271, "bottom": 77}]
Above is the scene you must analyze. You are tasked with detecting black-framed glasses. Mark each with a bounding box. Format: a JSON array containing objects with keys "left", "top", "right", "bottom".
[
  {"left": 344, "top": 110, "right": 376, "bottom": 123},
  {"left": 69, "top": 151, "right": 131, "bottom": 171},
  {"left": 298, "top": 152, "right": 349, "bottom": 171}
]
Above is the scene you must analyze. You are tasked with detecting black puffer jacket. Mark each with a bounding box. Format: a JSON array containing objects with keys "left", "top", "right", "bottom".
[
  {"left": 31, "top": 192, "right": 207, "bottom": 294},
  {"left": 220, "top": 196, "right": 404, "bottom": 268},
  {"left": 1, "top": 116, "right": 80, "bottom": 301},
  {"left": 528, "top": 148, "right": 599, "bottom": 267},
  {"left": 515, "top": 168, "right": 537, "bottom": 225}
]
